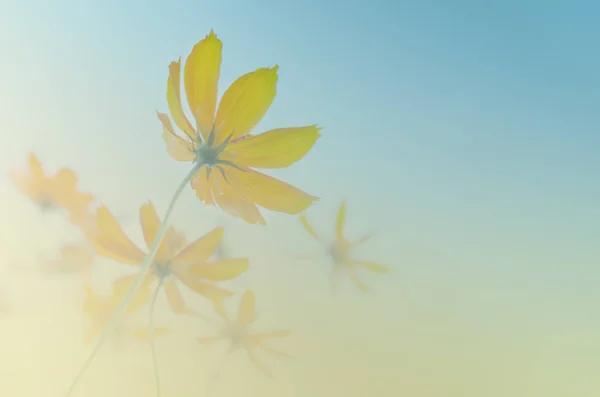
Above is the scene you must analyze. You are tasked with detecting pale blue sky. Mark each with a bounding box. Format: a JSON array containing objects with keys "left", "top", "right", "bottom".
[{"left": 1, "top": 0, "right": 600, "bottom": 395}]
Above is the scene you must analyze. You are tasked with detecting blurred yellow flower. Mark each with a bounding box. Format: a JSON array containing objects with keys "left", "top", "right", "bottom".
[
  {"left": 158, "top": 29, "right": 320, "bottom": 224},
  {"left": 300, "top": 201, "right": 391, "bottom": 292},
  {"left": 197, "top": 290, "right": 292, "bottom": 377},
  {"left": 88, "top": 202, "right": 249, "bottom": 316},
  {"left": 83, "top": 283, "right": 168, "bottom": 346},
  {"left": 10, "top": 153, "right": 94, "bottom": 228}
]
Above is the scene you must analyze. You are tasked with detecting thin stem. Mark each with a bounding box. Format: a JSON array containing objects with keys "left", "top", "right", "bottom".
[
  {"left": 149, "top": 280, "right": 163, "bottom": 397},
  {"left": 63, "top": 162, "right": 203, "bottom": 397}
]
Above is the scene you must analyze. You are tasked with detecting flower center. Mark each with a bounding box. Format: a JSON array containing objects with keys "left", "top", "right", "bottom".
[
  {"left": 38, "top": 197, "right": 55, "bottom": 212},
  {"left": 195, "top": 144, "right": 220, "bottom": 167},
  {"left": 193, "top": 129, "right": 243, "bottom": 182},
  {"left": 153, "top": 262, "right": 171, "bottom": 280},
  {"left": 329, "top": 242, "right": 350, "bottom": 265},
  {"left": 222, "top": 322, "right": 247, "bottom": 347}
]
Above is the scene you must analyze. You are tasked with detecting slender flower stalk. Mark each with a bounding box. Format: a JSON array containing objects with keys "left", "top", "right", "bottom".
[
  {"left": 149, "top": 280, "right": 163, "bottom": 397},
  {"left": 64, "top": 161, "right": 203, "bottom": 397}
]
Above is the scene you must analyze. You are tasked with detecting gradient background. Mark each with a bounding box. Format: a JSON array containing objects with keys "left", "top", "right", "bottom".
[{"left": 1, "top": 0, "right": 599, "bottom": 396}]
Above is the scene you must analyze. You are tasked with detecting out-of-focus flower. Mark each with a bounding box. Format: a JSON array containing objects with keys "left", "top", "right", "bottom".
[
  {"left": 299, "top": 201, "right": 391, "bottom": 292},
  {"left": 44, "top": 242, "right": 95, "bottom": 279},
  {"left": 83, "top": 283, "right": 168, "bottom": 346},
  {"left": 87, "top": 202, "right": 249, "bottom": 316},
  {"left": 157, "top": 29, "right": 320, "bottom": 225},
  {"left": 197, "top": 290, "right": 292, "bottom": 377},
  {"left": 9, "top": 153, "right": 94, "bottom": 228}
]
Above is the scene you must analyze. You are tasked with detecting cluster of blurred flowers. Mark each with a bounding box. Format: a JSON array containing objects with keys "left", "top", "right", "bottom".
[{"left": 5, "top": 29, "right": 391, "bottom": 393}]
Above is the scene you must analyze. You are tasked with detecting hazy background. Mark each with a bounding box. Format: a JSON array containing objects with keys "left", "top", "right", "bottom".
[{"left": 1, "top": 0, "right": 599, "bottom": 396}]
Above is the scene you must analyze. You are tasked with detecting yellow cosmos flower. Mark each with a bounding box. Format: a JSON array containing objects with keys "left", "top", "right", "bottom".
[
  {"left": 300, "top": 202, "right": 391, "bottom": 292},
  {"left": 87, "top": 202, "right": 249, "bottom": 316},
  {"left": 83, "top": 283, "right": 168, "bottom": 346},
  {"left": 197, "top": 290, "right": 292, "bottom": 377},
  {"left": 10, "top": 153, "right": 94, "bottom": 228},
  {"left": 158, "top": 29, "right": 321, "bottom": 225}
]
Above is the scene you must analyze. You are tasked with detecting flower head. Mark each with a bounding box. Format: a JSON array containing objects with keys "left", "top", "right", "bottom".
[
  {"left": 299, "top": 201, "right": 391, "bottom": 292},
  {"left": 10, "top": 153, "right": 94, "bottom": 228},
  {"left": 197, "top": 290, "right": 292, "bottom": 377},
  {"left": 83, "top": 282, "right": 168, "bottom": 346},
  {"left": 87, "top": 202, "right": 249, "bottom": 316},
  {"left": 158, "top": 30, "right": 321, "bottom": 225}
]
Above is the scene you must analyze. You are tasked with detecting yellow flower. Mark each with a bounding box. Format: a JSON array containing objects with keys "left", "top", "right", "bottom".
[
  {"left": 197, "top": 290, "right": 292, "bottom": 377},
  {"left": 88, "top": 202, "right": 249, "bottom": 316},
  {"left": 83, "top": 283, "right": 168, "bottom": 346},
  {"left": 10, "top": 153, "right": 94, "bottom": 228},
  {"left": 158, "top": 29, "right": 321, "bottom": 225},
  {"left": 299, "top": 201, "right": 391, "bottom": 292}
]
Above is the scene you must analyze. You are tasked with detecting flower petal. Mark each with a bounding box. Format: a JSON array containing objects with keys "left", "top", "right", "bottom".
[
  {"left": 214, "top": 66, "right": 279, "bottom": 144},
  {"left": 187, "top": 258, "right": 249, "bottom": 281},
  {"left": 229, "top": 167, "right": 318, "bottom": 215},
  {"left": 238, "top": 290, "right": 256, "bottom": 326},
  {"left": 167, "top": 58, "right": 196, "bottom": 140},
  {"left": 83, "top": 283, "right": 102, "bottom": 315},
  {"left": 28, "top": 152, "right": 44, "bottom": 178},
  {"left": 351, "top": 233, "right": 372, "bottom": 246},
  {"left": 347, "top": 270, "right": 369, "bottom": 292},
  {"left": 139, "top": 201, "right": 170, "bottom": 263},
  {"left": 336, "top": 201, "right": 347, "bottom": 242},
  {"left": 194, "top": 168, "right": 266, "bottom": 224},
  {"left": 190, "top": 167, "right": 215, "bottom": 205},
  {"left": 299, "top": 215, "right": 320, "bottom": 241},
  {"left": 176, "top": 272, "right": 234, "bottom": 311},
  {"left": 353, "top": 260, "right": 391, "bottom": 274},
  {"left": 247, "top": 350, "right": 272, "bottom": 377},
  {"left": 227, "top": 126, "right": 321, "bottom": 169},
  {"left": 213, "top": 183, "right": 266, "bottom": 224},
  {"left": 171, "top": 227, "right": 224, "bottom": 266},
  {"left": 50, "top": 169, "right": 94, "bottom": 224},
  {"left": 88, "top": 206, "right": 146, "bottom": 265},
  {"left": 163, "top": 280, "right": 201, "bottom": 316},
  {"left": 184, "top": 29, "right": 222, "bottom": 140},
  {"left": 157, "top": 111, "right": 195, "bottom": 162},
  {"left": 112, "top": 273, "right": 156, "bottom": 312},
  {"left": 85, "top": 323, "right": 103, "bottom": 344},
  {"left": 258, "top": 344, "right": 294, "bottom": 358},
  {"left": 164, "top": 226, "right": 188, "bottom": 256},
  {"left": 46, "top": 242, "right": 95, "bottom": 275}
]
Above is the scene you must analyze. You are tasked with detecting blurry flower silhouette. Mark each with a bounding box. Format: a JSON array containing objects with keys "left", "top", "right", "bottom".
[
  {"left": 197, "top": 290, "right": 292, "bottom": 377},
  {"left": 158, "top": 29, "right": 321, "bottom": 225},
  {"left": 44, "top": 242, "right": 95, "bottom": 279},
  {"left": 10, "top": 153, "right": 94, "bottom": 228},
  {"left": 299, "top": 201, "right": 391, "bottom": 292},
  {"left": 88, "top": 202, "right": 249, "bottom": 316},
  {"left": 83, "top": 283, "right": 168, "bottom": 346}
]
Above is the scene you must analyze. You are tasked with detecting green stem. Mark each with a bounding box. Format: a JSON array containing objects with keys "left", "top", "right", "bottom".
[
  {"left": 63, "top": 162, "right": 203, "bottom": 397},
  {"left": 149, "top": 280, "right": 163, "bottom": 397}
]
